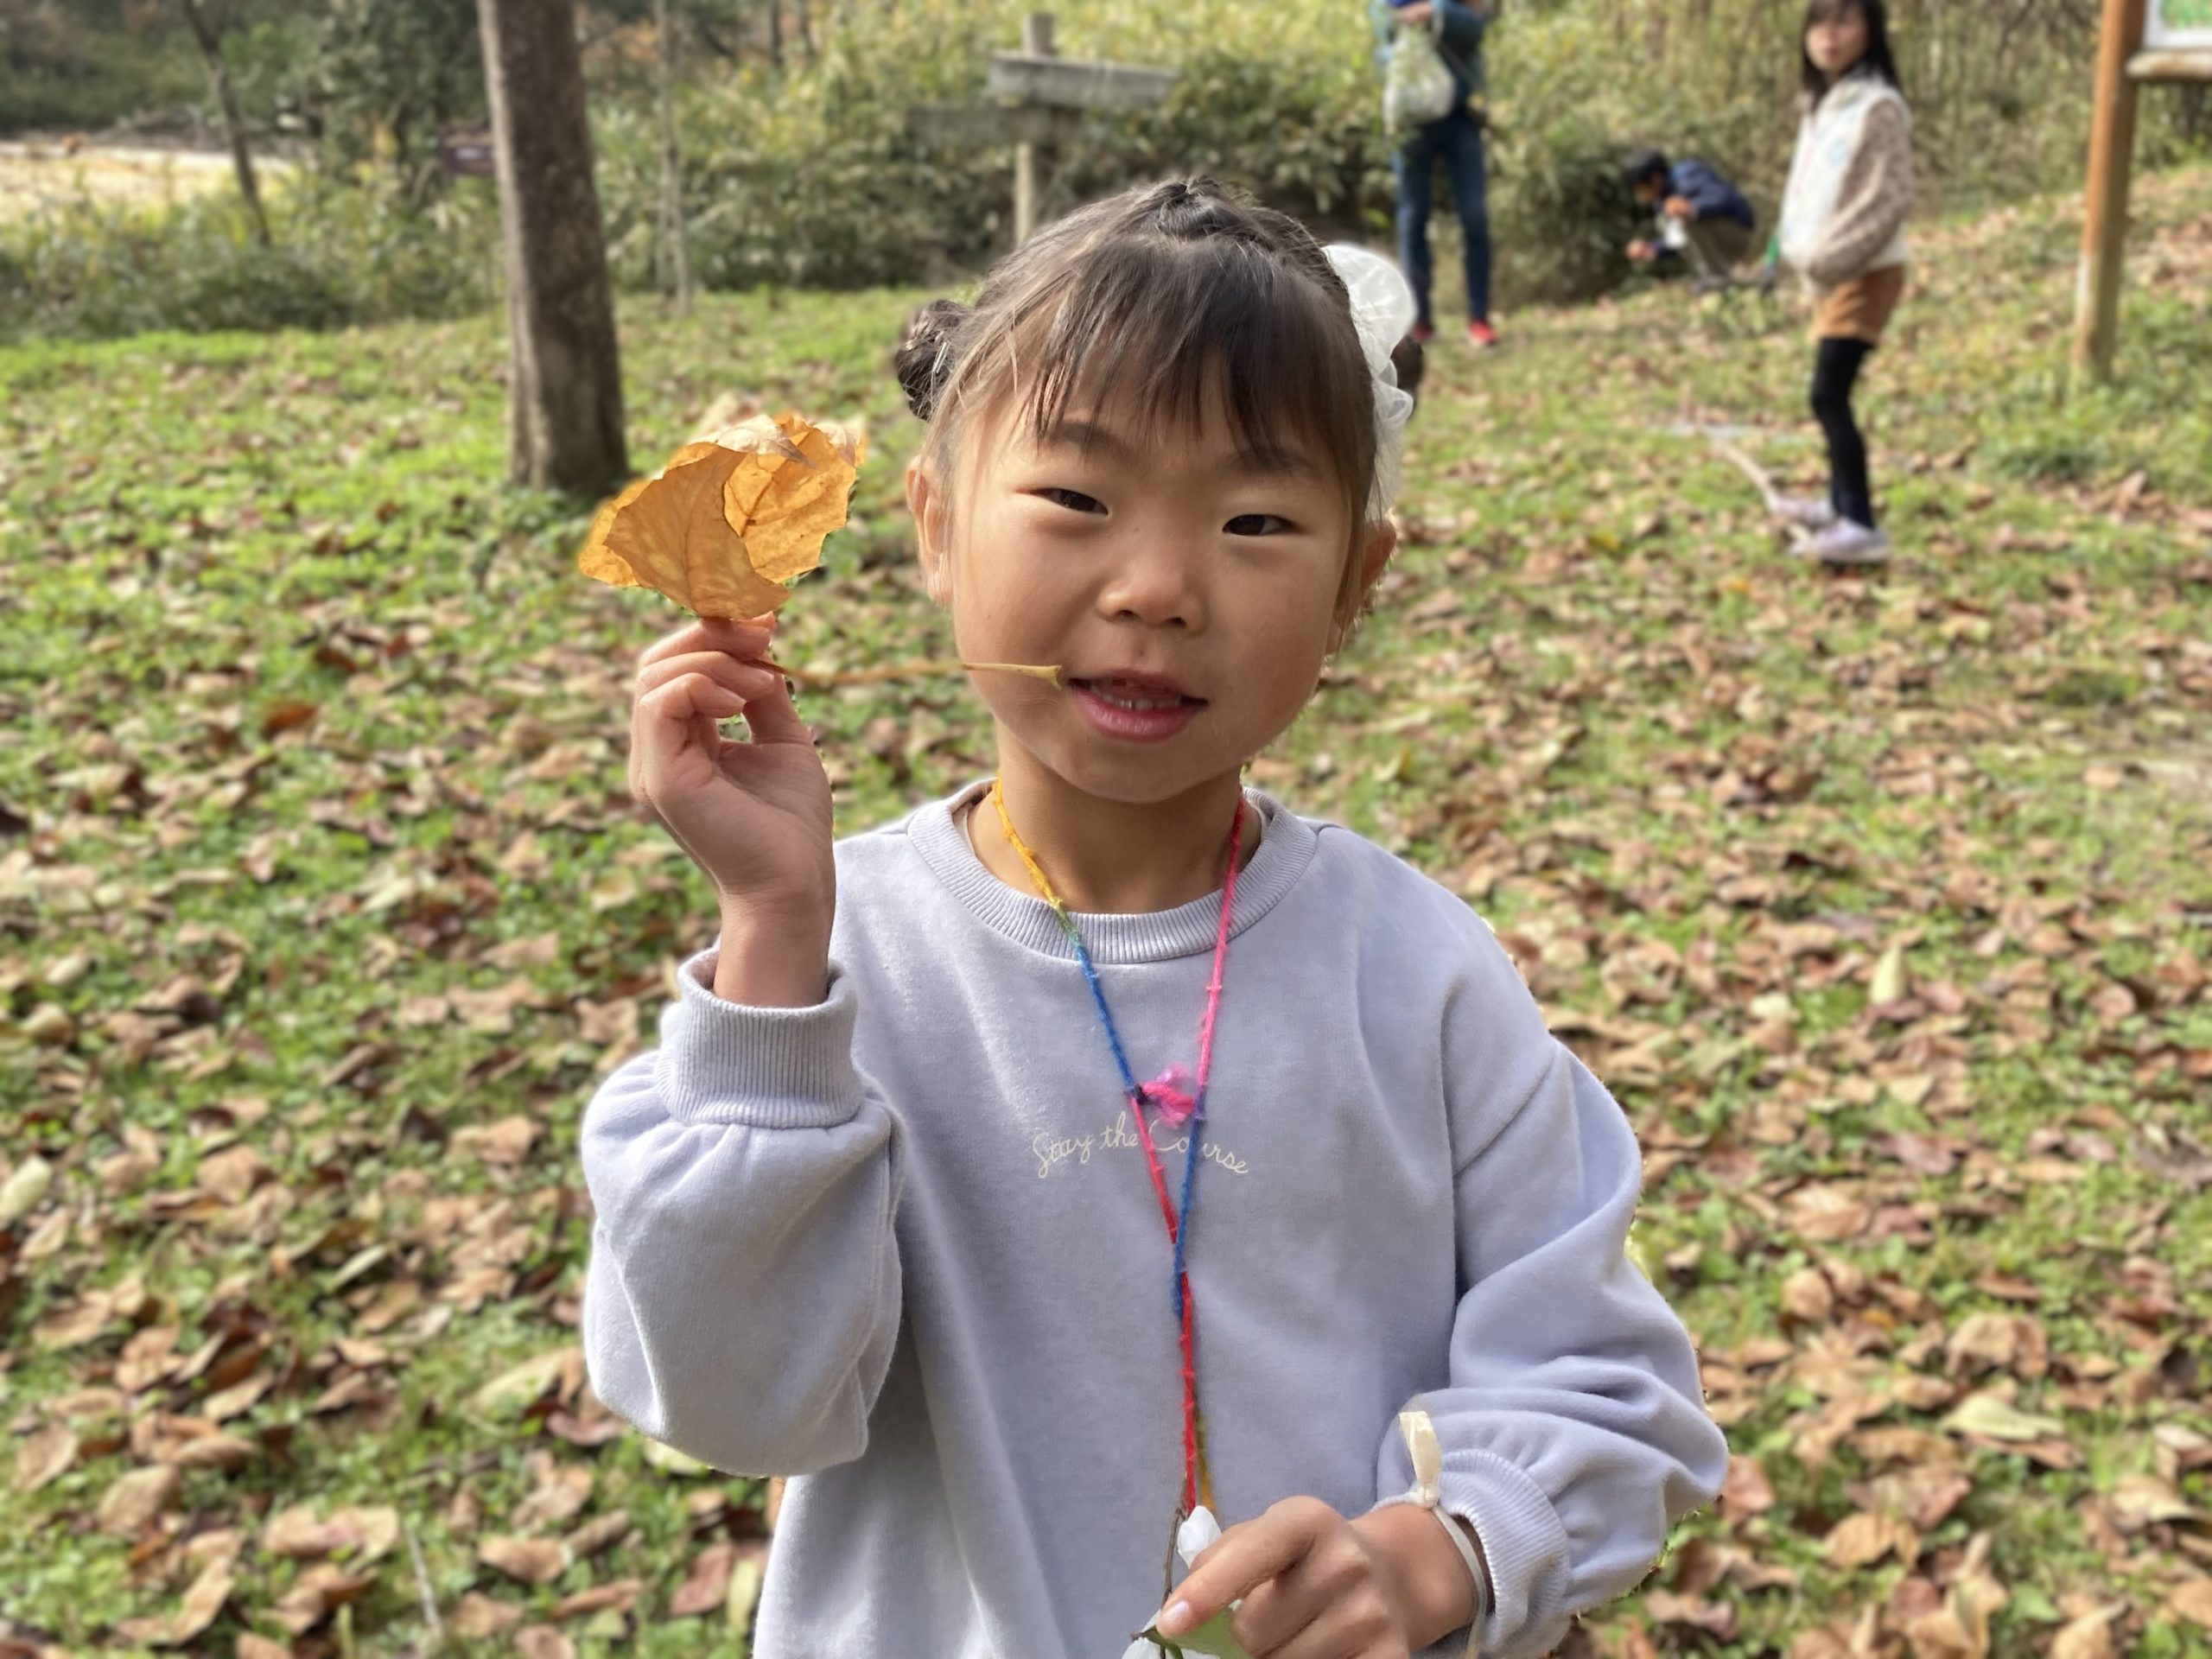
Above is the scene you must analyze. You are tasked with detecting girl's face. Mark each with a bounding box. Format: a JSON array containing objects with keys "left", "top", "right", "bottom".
[
  {"left": 909, "top": 385, "right": 1391, "bottom": 808},
  {"left": 1807, "top": 6, "right": 1870, "bottom": 78}
]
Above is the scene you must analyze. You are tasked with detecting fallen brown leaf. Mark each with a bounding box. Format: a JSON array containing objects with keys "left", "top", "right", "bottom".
[
  {"left": 2048, "top": 1608, "right": 2120, "bottom": 1659},
  {"left": 165, "top": 1560, "right": 235, "bottom": 1646},
  {"left": 452, "top": 1592, "right": 524, "bottom": 1638},
  {"left": 515, "top": 1626, "right": 577, "bottom": 1659},
  {"left": 2169, "top": 1578, "right": 2212, "bottom": 1629},
  {"left": 478, "top": 1535, "right": 569, "bottom": 1586},
  {"left": 669, "top": 1540, "right": 736, "bottom": 1618},
  {"left": 11, "top": 1421, "right": 77, "bottom": 1492},
  {"left": 552, "top": 1578, "right": 644, "bottom": 1620},
  {"left": 1825, "top": 1510, "right": 1919, "bottom": 1570},
  {"left": 1719, "top": 1453, "right": 1777, "bottom": 1517},
  {"left": 97, "top": 1464, "right": 181, "bottom": 1535}
]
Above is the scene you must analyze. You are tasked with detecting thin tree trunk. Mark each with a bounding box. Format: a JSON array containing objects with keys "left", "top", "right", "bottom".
[
  {"left": 796, "top": 0, "right": 816, "bottom": 60},
  {"left": 768, "top": 0, "right": 784, "bottom": 70},
  {"left": 177, "top": 0, "right": 269, "bottom": 245},
  {"left": 476, "top": 0, "right": 629, "bottom": 492},
  {"left": 653, "top": 0, "right": 693, "bottom": 312}
]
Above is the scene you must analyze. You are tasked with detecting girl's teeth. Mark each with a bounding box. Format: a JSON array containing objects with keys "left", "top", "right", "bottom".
[{"left": 1096, "top": 689, "right": 1179, "bottom": 710}]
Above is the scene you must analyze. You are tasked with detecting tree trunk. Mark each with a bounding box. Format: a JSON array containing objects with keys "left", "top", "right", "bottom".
[
  {"left": 796, "top": 0, "right": 816, "bottom": 60},
  {"left": 177, "top": 0, "right": 270, "bottom": 245},
  {"left": 654, "top": 0, "right": 692, "bottom": 312},
  {"left": 476, "top": 0, "right": 629, "bottom": 493},
  {"left": 768, "top": 0, "right": 784, "bottom": 70}
]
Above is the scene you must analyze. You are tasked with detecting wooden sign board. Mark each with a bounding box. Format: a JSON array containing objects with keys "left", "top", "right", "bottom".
[
  {"left": 2135, "top": 0, "right": 2212, "bottom": 75},
  {"left": 909, "top": 104, "right": 1084, "bottom": 148},
  {"left": 985, "top": 54, "right": 1177, "bottom": 112},
  {"left": 438, "top": 126, "right": 497, "bottom": 177},
  {"left": 2145, "top": 0, "right": 2212, "bottom": 47},
  {"left": 917, "top": 14, "right": 1174, "bottom": 245}
]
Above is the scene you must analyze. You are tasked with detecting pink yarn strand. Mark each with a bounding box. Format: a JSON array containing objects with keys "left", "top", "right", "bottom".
[{"left": 1193, "top": 798, "right": 1242, "bottom": 1096}]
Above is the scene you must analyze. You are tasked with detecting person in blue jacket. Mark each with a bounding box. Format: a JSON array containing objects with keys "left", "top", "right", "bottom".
[
  {"left": 1376, "top": 0, "right": 1497, "bottom": 347},
  {"left": 1622, "top": 148, "right": 1758, "bottom": 290}
]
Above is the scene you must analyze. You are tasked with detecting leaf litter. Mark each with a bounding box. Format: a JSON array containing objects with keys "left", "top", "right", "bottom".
[{"left": 0, "top": 169, "right": 2209, "bottom": 1657}]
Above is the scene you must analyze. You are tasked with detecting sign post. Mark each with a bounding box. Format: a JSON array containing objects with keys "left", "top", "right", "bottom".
[
  {"left": 2073, "top": 0, "right": 2212, "bottom": 381},
  {"left": 909, "top": 14, "right": 1174, "bottom": 246},
  {"left": 1014, "top": 13, "right": 1052, "bottom": 245}
]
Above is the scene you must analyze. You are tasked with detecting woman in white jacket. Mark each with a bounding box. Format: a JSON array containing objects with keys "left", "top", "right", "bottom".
[{"left": 1775, "top": 0, "right": 1913, "bottom": 566}]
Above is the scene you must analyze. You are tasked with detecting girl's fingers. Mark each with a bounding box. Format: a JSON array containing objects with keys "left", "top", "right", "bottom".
[
  {"left": 1223, "top": 1566, "right": 1328, "bottom": 1656},
  {"left": 1267, "top": 1602, "right": 1395, "bottom": 1659},
  {"left": 635, "top": 649, "right": 784, "bottom": 700},
  {"left": 1157, "top": 1507, "right": 1323, "bottom": 1637},
  {"left": 726, "top": 672, "right": 814, "bottom": 748},
  {"left": 636, "top": 614, "right": 775, "bottom": 670},
  {"left": 634, "top": 672, "right": 747, "bottom": 777}
]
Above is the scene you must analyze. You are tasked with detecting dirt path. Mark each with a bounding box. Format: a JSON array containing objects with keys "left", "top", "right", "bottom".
[{"left": 0, "top": 139, "right": 294, "bottom": 216}]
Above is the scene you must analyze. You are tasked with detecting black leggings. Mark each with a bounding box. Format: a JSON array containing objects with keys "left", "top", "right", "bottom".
[{"left": 1809, "top": 337, "right": 1875, "bottom": 529}]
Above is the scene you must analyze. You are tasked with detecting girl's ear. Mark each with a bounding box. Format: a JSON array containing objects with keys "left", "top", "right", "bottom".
[
  {"left": 906, "top": 455, "right": 953, "bottom": 607},
  {"left": 1329, "top": 517, "right": 1399, "bottom": 653}
]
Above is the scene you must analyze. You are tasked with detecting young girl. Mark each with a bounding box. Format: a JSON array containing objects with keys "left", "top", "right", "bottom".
[
  {"left": 580, "top": 178, "right": 1726, "bottom": 1659},
  {"left": 1775, "top": 0, "right": 1913, "bottom": 566}
]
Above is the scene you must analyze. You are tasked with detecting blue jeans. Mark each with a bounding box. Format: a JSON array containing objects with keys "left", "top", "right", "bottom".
[{"left": 1394, "top": 107, "right": 1492, "bottom": 327}]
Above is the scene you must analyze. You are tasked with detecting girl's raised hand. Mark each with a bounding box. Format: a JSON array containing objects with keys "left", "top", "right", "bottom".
[
  {"left": 1154, "top": 1497, "right": 1416, "bottom": 1659},
  {"left": 628, "top": 616, "right": 836, "bottom": 1007}
]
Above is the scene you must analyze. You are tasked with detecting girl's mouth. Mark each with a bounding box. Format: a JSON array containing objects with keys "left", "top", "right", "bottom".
[{"left": 1067, "top": 675, "right": 1205, "bottom": 742}]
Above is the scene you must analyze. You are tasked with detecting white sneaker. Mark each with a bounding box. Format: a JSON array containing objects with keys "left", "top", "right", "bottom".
[
  {"left": 1770, "top": 495, "right": 1838, "bottom": 531},
  {"left": 1801, "top": 519, "right": 1891, "bottom": 565}
]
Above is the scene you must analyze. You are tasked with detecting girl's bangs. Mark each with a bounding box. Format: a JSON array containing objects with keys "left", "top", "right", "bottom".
[{"left": 983, "top": 236, "right": 1376, "bottom": 520}]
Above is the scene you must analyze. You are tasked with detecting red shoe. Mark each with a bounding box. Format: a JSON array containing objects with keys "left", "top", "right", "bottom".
[
  {"left": 1467, "top": 319, "right": 1500, "bottom": 349},
  {"left": 1409, "top": 321, "right": 1436, "bottom": 345}
]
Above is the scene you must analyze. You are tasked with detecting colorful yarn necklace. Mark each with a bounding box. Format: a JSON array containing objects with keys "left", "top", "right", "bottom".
[{"left": 985, "top": 779, "right": 1243, "bottom": 1558}]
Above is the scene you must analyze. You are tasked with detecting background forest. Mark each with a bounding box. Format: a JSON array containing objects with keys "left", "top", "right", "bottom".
[{"left": 5, "top": 0, "right": 2210, "bottom": 340}]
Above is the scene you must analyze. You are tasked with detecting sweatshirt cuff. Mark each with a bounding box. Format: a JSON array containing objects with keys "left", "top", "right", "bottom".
[
  {"left": 658, "top": 948, "right": 864, "bottom": 1129},
  {"left": 1437, "top": 1452, "right": 1572, "bottom": 1658}
]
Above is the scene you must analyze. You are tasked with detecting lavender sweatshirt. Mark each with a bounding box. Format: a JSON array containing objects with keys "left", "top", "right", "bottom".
[{"left": 580, "top": 785, "right": 1727, "bottom": 1659}]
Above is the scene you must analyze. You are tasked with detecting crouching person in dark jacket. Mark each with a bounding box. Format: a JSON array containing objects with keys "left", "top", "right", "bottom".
[{"left": 1624, "top": 147, "right": 1757, "bottom": 290}]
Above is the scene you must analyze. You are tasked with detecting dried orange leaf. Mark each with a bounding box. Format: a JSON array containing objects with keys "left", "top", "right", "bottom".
[
  {"left": 480, "top": 1535, "right": 570, "bottom": 1586},
  {"left": 167, "top": 1560, "right": 236, "bottom": 1646},
  {"left": 578, "top": 414, "right": 864, "bottom": 618}
]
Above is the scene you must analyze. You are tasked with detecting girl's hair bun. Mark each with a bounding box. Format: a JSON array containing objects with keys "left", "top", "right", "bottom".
[{"left": 895, "top": 299, "right": 969, "bottom": 422}]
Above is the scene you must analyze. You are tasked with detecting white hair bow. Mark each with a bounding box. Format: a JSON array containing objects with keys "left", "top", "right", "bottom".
[{"left": 1323, "top": 244, "right": 1418, "bottom": 519}]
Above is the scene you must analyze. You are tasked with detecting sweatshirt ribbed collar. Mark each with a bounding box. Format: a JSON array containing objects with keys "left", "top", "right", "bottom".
[{"left": 905, "top": 780, "right": 1318, "bottom": 965}]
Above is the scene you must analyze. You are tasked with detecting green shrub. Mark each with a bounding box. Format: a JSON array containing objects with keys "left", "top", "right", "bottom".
[
  {"left": 591, "top": 0, "right": 1784, "bottom": 309},
  {"left": 0, "top": 176, "right": 494, "bottom": 343}
]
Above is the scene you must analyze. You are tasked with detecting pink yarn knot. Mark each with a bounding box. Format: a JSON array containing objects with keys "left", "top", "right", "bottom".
[{"left": 1141, "top": 1063, "right": 1198, "bottom": 1125}]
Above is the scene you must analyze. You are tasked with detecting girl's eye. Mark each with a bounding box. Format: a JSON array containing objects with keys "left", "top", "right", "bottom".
[
  {"left": 1034, "top": 487, "right": 1106, "bottom": 515},
  {"left": 1224, "top": 513, "right": 1293, "bottom": 537}
]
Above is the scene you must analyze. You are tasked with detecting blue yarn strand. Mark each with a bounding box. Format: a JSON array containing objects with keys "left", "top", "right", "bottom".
[
  {"left": 1170, "top": 1085, "right": 1205, "bottom": 1320},
  {"left": 1055, "top": 917, "right": 1190, "bottom": 1323},
  {"left": 1059, "top": 922, "right": 1144, "bottom": 1103}
]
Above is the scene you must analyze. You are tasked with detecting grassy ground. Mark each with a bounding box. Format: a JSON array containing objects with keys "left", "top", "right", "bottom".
[{"left": 3, "top": 168, "right": 2209, "bottom": 1659}]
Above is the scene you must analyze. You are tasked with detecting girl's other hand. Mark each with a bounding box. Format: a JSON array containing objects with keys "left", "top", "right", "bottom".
[
  {"left": 1154, "top": 1496, "right": 1446, "bottom": 1658},
  {"left": 1394, "top": 1, "right": 1434, "bottom": 26},
  {"left": 628, "top": 616, "right": 836, "bottom": 1007}
]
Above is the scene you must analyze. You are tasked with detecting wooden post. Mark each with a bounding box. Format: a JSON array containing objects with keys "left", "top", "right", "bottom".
[
  {"left": 2074, "top": 0, "right": 2149, "bottom": 382},
  {"left": 478, "top": 0, "right": 629, "bottom": 493},
  {"left": 1014, "top": 12, "right": 1054, "bottom": 245}
]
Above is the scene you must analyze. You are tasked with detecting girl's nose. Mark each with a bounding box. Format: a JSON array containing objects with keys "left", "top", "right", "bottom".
[{"left": 1096, "top": 542, "right": 1206, "bottom": 632}]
